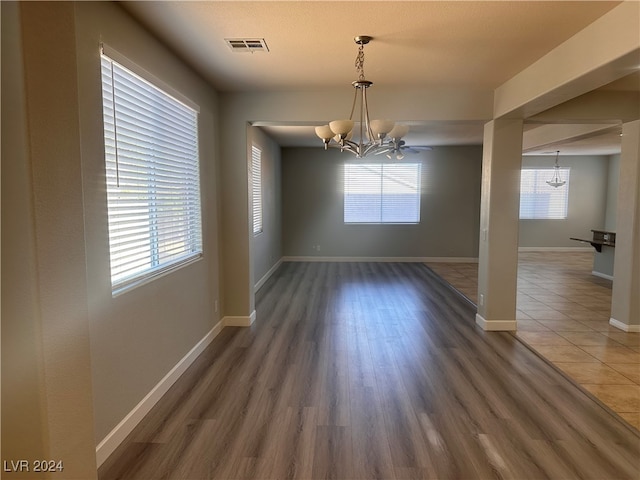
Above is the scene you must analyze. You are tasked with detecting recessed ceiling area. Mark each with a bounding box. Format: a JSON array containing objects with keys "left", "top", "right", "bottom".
[
  {"left": 523, "top": 128, "right": 623, "bottom": 156},
  {"left": 120, "top": 1, "right": 637, "bottom": 156},
  {"left": 257, "top": 122, "right": 486, "bottom": 149},
  {"left": 259, "top": 70, "right": 638, "bottom": 154}
]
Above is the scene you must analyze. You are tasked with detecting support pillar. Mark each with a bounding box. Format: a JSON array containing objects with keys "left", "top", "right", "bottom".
[
  {"left": 610, "top": 119, "right": 640, "bottom": 332},
  {"left": 476, "top": 119, "right": 523, "bottom": 331}
]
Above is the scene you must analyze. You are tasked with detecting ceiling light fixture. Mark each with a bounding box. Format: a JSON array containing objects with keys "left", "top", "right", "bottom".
[
  {"left": 546, "top": 150, "right": 566, "bottom": 188},
  {"left": 315, "top": 36, "right": 410, "bottom": 158}
]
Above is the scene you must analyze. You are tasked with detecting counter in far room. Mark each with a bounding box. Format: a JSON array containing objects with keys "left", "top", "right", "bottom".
[{"left": 570, "top": 229, "right": 616, "bottom": 280}]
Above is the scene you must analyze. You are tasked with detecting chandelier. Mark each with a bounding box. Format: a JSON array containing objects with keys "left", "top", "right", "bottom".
[
  {"left": 315, "top": 36, "right": 410, "bottom": 158},
  {"left": 546, "top": 150, "right": 566, "bottom": 188}
]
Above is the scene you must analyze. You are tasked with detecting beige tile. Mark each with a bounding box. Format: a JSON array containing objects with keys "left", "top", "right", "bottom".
[
  {"left": 554, "top": 363, "right": 633, "bottom": 385},
  {"left": 524, "top": 310, "right": 571, "bottom": 321},
  {"left": 557, "top": 331, "right": 623, "bottom": 347},
  {"left": 616, "top": 412, "right": 640, "bottom": 431},
  {"left": 531, "top": 345, "right": 599, "bottom": 363},
  {"left": 537, "top": 320, "right": 594, "bottom": 332},
  {"left": 566, "top": 311, "right": 610, "bottom": 322},
  {"left": 608, "top": 364, "right": 640, "bottom": 384},
  {"left": 517, "top": 304, "right": 550, "bottom": 313},
  {"left": 517, "top": 287, "right": 548, "bottom": 295},
  {"left": 544, "top": 302, "right": 586, "bottom": 312},
  {"left": 582, "top": 384, "right": 640, "bottom": 413},
  {"left": 528, "top": 293, "right": 566, "bottom": 303},
  {"left": 516, "top": 310, "right": 533, "bottom": 320},
  {"left": 602, "top": 331, "right": 640, "bottom": 348},
  {"left": 579, "top": 346, "right": 640, "bottom": 364},
  {"left": 515, "top": 320, "right": 550, "bottom": 332},
  {"left": 515, "top": 331, "right": 572, "bottom": 346},
  {"left": 574, "top": 319, "right": 616, "bottom": 332}
]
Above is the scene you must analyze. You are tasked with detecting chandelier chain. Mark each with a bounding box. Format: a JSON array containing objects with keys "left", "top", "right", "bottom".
[{"left": 355, "top": 43, "right": 366, "bottom": 81}]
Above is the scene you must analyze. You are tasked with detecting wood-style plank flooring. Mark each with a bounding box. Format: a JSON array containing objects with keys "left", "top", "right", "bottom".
[
  {"left": 427, "top": 252, "right": 640, "bottom": 431},
  {"left": 99, "top": 262, "right": 640, "bottom": 479}
]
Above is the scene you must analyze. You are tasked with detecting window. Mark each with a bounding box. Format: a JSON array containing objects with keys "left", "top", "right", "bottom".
[
  {"left": 100, "top": 51, "right": 202, "bottom": 294},
  {"left": 344, "top": 163, "right": 421, "bottom": 224},
  {"left": 251, "top": 146, "right": 263, "bottom": 235},
  {"left": 520, "top": 168, "right": 570, "bottom": 219}
]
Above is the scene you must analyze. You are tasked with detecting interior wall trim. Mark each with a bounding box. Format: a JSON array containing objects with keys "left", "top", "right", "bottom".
[
  {"left": 592, "top": 270, "right": 614, "bottom": 281},
  {"left": 475, "top": 313, "right": 517, "bottom": 331},
  {"left": 281, "top": 256, "right": 479, "bottom": 263},
  {"left": 95, "top": 319, "right": 225, "bottom": 466},
  {"left": 255, "top": 258, "right": 283, "bottom": 291},
  {"left": 610, "top": 317, "right": 640, "bottom": 332},
  {"left": 224, "top": 310, "right": 256, "bottom": 327},
  {"left": 518, "top": 247, "right": 593, "bottom": 252}
]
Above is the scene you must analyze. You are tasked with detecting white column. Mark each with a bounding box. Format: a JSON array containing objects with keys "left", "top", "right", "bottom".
[
  {"left": 610, "top": 119, "right": 640, "bottom": 332},
  {"left": 476, "top": 119, "right": 523, "bottom": 331}
]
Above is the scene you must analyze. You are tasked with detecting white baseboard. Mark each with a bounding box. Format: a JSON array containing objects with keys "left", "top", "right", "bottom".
[
  {"left": 96, "top": 319, "right": 224, "bottom": 466},
  {"left": 223, "top": 310, "right": 256, "bottom": 327},
  {"left": 255, "top": 258, "right": 282, "bottom": 291},
  {"left": 592, "top": 270, "right": 614, "bottom": 281},
  {"left": 475, "top": 313, "right": 517, "bottom": 331},
  {"left": 424, "top": 257, "right": 479, "bottom": 263},
  {"left": 609, "top": 317, "right": 640, "bottom": 332},
  {"left": 282, "top": 256, "right": 478, "bottom": 263},
  {"left": 518, "top": 247, "right": 593, "bottom": 252}
]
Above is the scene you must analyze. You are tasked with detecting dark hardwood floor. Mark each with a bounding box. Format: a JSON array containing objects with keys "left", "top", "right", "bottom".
[{"left": 99, "top": 262, "right": 640, "bottom": 479}]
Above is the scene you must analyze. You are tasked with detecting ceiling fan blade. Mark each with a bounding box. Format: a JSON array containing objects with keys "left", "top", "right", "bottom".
[
  {"left": 375, "top": 148, "right": 392, "bottom": 155},
  {"left": 404, "top": 145, "right": 432, "bottom": 150}
]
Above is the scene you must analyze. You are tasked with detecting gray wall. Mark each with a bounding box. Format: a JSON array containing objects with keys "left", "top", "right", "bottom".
[
  {"left": 77, "top": 2, "right": 221, "bottom": 444},
  {"left": 519, "top": 155, "right": 609, "bottom": 247},
  {"left": 2, "top": 2, "right": 222, "bottom": 467},
  {"left": 605, "top": 153, "right": 620, "bottom": 231},
  {"left": 282, "top": 146, "right": 482, "bottom": 259},
  {"left": 251, "top": 127, "right": 282, "bottom": 286}
]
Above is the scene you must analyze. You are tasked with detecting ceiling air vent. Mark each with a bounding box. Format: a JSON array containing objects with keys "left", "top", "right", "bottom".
[{"left": 225, "top": 38, "right": 269, "bottom": 53}]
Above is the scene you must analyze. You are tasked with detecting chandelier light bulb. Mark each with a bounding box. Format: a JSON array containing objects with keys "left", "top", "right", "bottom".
[
  {"left": 335, "top": 131, "right": 353, "bottom": 143},
  {"left": 370, "top": 119, "right": 395, "bottom": 139},
  {"left": 329, "top": 119, "right": 354, "bottom": 137},
  {"left": 388, "top": 124, "right": 409, "bottom": 140},
  {"left": 315, "top": 125, "right": 334, "bottom": 140}
]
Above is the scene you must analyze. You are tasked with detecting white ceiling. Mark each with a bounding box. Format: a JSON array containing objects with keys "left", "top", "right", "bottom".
[{"left": 121, "top": 1, "right": 637, "bottom": 155}]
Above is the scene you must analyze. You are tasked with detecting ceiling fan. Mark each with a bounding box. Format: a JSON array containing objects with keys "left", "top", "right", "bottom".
[{"left": 375, "top": 138, "right": 432, "bottom": 160}]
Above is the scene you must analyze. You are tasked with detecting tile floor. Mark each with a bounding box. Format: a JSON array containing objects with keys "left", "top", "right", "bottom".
[{"left": 427, "top": 251, "right": 640, "bottom": 431}]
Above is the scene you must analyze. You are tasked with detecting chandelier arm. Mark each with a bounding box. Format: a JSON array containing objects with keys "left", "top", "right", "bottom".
[
  {"left": 362, "top": 143, "right": 387, "bottom": 157},
  {"left": 358, "top": 87, "right": 365, "bottom": 157},
  {"left": 318, "top": 35, "right": 401, "bottom": 159},
  {"left": 362, "top": 86, "right": 374, "bottom": 143},
  {"left": 328, "top": 142, "right": 359, "bottom": 157}
]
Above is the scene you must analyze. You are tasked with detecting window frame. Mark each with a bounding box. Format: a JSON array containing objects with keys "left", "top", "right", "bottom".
[
  {"left": 519, "top": 167, "right": 571, "bottom": 220},
  {"left": 251, "top": 145, "right": 263, "bottom": 235},
  {"left": 343, "top": 162, "right": 422, "bottom": 225},
  {"left": 100, "top": 46, "right": 203, "bottom": 295}
]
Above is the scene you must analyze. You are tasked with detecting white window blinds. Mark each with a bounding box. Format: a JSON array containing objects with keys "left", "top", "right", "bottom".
[
  {"left": 344, "top": 163, "right": 421, "bottom": 224},
  {"left": 100, "top": 53, "right": 203, "bottom": 293},
  {"left": 520, "top": 168, "right": 570, "bottom": 219},
  {"left": 252, "top": 146, "right": 263, "bottom": 235}
]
